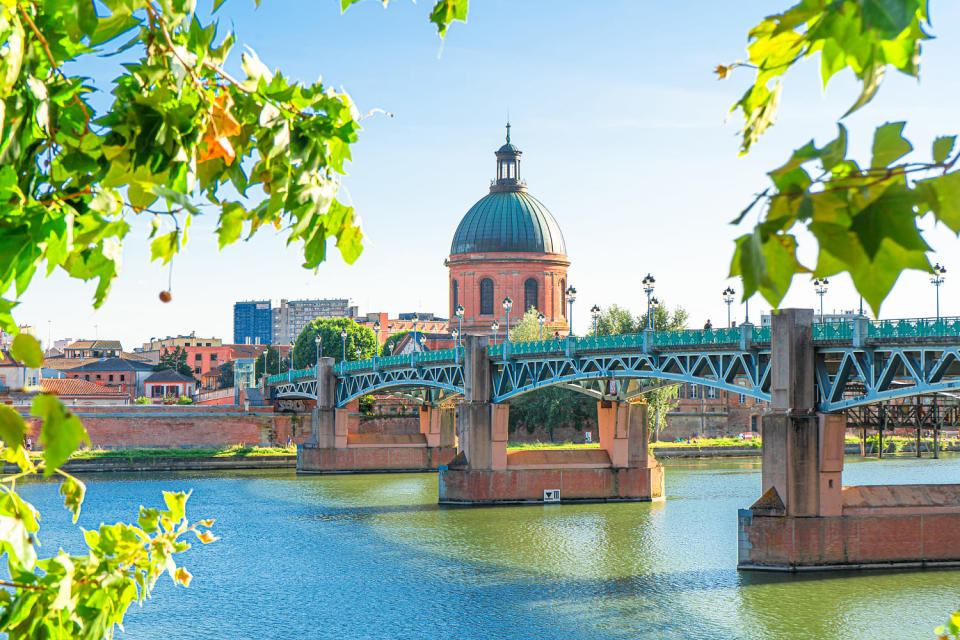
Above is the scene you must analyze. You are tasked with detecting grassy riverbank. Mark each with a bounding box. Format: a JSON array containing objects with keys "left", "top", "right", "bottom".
[
  {"left": 507, "top": 437, "right": 762, "bottom": 450},
  {"left": 31, "top": 444, "right": 298, "bottom": 461}
]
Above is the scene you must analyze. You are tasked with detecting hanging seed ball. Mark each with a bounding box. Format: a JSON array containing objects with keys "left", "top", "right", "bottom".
[{"left": 159, "top": 290, "right": 172, "bottom": 303}]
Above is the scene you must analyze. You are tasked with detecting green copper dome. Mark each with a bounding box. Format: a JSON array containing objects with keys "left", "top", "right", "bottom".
[{"left": 450, "top": 190, "right": 566, "bottom": 255}]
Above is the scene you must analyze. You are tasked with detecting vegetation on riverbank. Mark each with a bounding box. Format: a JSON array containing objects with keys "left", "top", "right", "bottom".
[
  {"left": 507, "top": 437, "right": 763, "bottom": 450},
  {"left": 27, "top": 444, "right": 298, "bottom": 461}
]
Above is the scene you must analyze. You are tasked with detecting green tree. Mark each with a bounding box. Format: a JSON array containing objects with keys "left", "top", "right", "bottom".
[
  {"left": 292, "top": 317, "right": 377, "bottom": 367},
  {"left": 591, "top": 304, "right": 638, "bottom": 336},
  {"left": 381, "top": 330, "right": 408, "bottom": 356},
  {"left": 509, "top": 308, "right": 565, "bottom": 342},
  {"left": 255, "top": 346, "right": 289, "bottom": 379},
  {"left": 719, "top": 1, "right": 955, "bottom": 315},
  {"left": 154, "top": 346, "right": 196, "bottom": 380}
]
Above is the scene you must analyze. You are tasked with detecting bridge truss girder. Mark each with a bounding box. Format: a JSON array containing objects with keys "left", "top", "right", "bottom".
[
  {"left": 816, "top": 345, "right": 960, "bottom": 412},
  {"left": 335, "top": 361, "right": 465, "bottom": 407},
  {"left": 490, "top": 350, "right": 772, "bottom": 404}
]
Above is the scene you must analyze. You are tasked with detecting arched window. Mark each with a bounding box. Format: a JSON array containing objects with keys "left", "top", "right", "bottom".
[
  {"left": 524, "top": 278, "right": 538, "bottom": 312},
  {"left": 479, "top": 278, "right": 494, "bottom": 315},
  {"left": 451, "top": 279, "right": 459, "bottom": 312}
]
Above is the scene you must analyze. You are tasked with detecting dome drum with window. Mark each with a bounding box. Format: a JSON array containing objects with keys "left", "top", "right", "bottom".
[{"left": 446, "top": 125, "right": 570, "bottom": 339}]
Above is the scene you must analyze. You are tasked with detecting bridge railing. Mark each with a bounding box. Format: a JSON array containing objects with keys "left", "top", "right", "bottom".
[
  {"left": 868, "top": 317, "right": 960, "bottom": 339},
  {"left": 265, "top": 366, "right": 315, "bottom": 385},
  {"left": 339, "top": 347, "right": 464, "bottom": 373}
]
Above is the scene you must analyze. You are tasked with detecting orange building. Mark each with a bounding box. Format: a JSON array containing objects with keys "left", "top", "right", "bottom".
[{"left": 446, "top": 125, "right": 570, "bottom": 338}]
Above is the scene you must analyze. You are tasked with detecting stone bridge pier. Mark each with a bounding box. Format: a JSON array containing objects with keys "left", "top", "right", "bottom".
[
  {"left": 739, "top": 309, "right": 960, "bottom": 571},
  {"left": 298, "top": 357, "right": 457, "bottom": 473},
  {"left": 439, "top": 335, "right": 664, "bottom": 504}
]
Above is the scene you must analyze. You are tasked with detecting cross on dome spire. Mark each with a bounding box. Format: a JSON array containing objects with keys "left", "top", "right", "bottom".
[{"left": 505, "top": 121, "right": 511, "bottom": 143}]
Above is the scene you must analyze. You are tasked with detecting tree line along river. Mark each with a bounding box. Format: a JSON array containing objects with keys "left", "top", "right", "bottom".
[{"left": 19, "top": 455, "right": 960, "bottom": 639}]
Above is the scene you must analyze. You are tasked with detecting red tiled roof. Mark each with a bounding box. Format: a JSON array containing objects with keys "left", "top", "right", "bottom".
[{"left": 40, "top": 378, "right": 129, "bottom": 397}]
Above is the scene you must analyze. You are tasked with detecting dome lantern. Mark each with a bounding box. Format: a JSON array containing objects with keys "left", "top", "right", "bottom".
[{"left": 493, "top": 122, "right": 523, "bottom": 192}]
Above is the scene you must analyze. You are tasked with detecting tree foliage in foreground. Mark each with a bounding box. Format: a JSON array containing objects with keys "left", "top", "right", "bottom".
[
  {"left": 0, "top": 0, "right": 465, "bottom": 635},
  {"left": 720, "top": 0, "right": 958, "bottom": 314},
  {"left": 0, "top": 344, "right": 216, "bottom": 638}
]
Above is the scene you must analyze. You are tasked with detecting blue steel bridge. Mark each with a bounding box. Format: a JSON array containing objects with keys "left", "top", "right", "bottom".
[{"left": 267, "top": 317, "right": 960, "bottom": 413}]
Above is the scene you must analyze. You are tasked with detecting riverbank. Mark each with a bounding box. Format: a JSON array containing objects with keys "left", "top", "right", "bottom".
[{"left": 7, "top": 445, "right": 297, "bottom": 473}]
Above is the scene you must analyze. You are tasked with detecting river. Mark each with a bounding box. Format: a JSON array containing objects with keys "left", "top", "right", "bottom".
[{"left": 19, "top": 455, "right": 960, "bottom": 639}]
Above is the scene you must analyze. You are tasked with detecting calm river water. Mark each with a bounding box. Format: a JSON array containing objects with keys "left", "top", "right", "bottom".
[{"left": 19, "top": 456, "right": 960, "bottom": 639}]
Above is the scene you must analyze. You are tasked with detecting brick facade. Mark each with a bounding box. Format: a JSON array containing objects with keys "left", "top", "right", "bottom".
[{"left": 447, "top": 251, "right": 570, "bottom": 336}]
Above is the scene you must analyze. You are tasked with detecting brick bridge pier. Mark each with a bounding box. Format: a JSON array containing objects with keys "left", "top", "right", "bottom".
[
  {"left": 438, "top": 335, "right": 663, "bottom": 504},
  {"left": 298, "top": 357, "right": 457, "bottom": 473},
  {"left": 739, "top": 309, "right": 960, "bottom": 571}
]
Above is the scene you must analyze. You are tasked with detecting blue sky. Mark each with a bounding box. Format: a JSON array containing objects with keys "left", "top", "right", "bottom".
[{"left": 16, "top": 0, "right": 960, "bottom": 348}]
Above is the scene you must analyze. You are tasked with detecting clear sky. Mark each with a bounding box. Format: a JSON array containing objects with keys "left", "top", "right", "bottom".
[{"left": 15, "top": 0, "right": 960, "bottom": 349}]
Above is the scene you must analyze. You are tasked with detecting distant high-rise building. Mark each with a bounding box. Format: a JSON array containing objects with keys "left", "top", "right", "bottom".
[
  {"left": 233, "top": 300, "right": 272, "bottom": 345},
  {"left": 271, "top": 298, "right": 358, "bottom": 345}
]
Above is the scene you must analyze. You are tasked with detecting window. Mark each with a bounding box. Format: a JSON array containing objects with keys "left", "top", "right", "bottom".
[
  {"left": 194, "top": 367, "right": 201, "bottom": 374},
  {"left": 689, "top": 384, "right": 698, "bottom": 399},
  {"left": 451, "top": 279, "right": 459, "bottom": 312},
  {"left": 167, "top": 385, "right": 180, "bottom": 397},
  {"left": 95, "top": 374, "right": 101, "bottom": 380},
  {"left": 739, "top": 393, "right": 746, "bottom": 404},
  {"left": 151, "top": 385, "right": 163, "bottom": 397},
  {"left": 120, "top": 375, "right": 125, "bottom": 382},
  {"left": 706, "top": 386, "right": 716, "bottom": 399},
  {"left": 479, "top": 278, "right": 494, "bottom": 315},
  {"left": 210, "top": 354, "right": 218, "bottom": 362},
  {"left": 524, "top": 278, "right": 538, "bottom": 312},
  {"left": 195, "top": 354, "right": 202, "bottom": 362},
  {"left": 108, "top": 375, "right": 114, "bottom": 382}
]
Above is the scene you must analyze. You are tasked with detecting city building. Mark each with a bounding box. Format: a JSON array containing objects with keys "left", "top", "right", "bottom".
[
  {"left": 183, "top": 346, "right": 234, "bottom": 380},
  {"left": 62, "top": 339, "right": 123, "bottom": 359},
  {"left": 233, "top": 300, "right": 272, "bottom": 345},
  {"left": 38, "top": 378, "right": 130, "bottom": 406},
  {"left": 0, "top": 326, "right": 38, "bottom": 348},
  {"left": 355, "top": 312, "right": 449, "bottom": 345},
  {"left": 141, "top": 333, "right": 222, "bottom": 351},
  {"left": 271, "top": 298, "right": 358, "bottom": 345},
  {"left": 61, "top": 358, "right": 155, "bottom": 399},
  {"left": 143, "top": 369, "right": 196, "bottom": 401},
  {"left": 446, "top": 125, "right": 570, "bottom": 338},
  {"left": 0, "top": 350, "right": 40, "bottom": 390}
]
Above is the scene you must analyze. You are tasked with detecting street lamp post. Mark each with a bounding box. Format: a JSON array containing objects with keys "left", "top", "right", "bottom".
[
  {"left": 412, "top": 313, "right": 419, "bottom": 353},
  {"left": 373, "top": 320, "right": 381, "bottom": 357},
  {"left": 340, "top": 328, "right": 347, "bottom": 362},
  {"left": 537, "top": 312, "right": 546, "bottom": 340},
  {"left": 565, "top": 285, "right": 577, "bottom": 336},
  {"left": 451, "top": 328, "right": 459, "bottom": 348},
  {"left": 722, "top": 286, "right": 736, "bottom": 328},
  {"left": 314, "top": 335, "right": 321, "bottom": 367},
  {"left": 455, "top": 304, "right": 464, "bottom": 347},
  {"left": 491, "top": 321, "right": 500, "bottom": 344},
  {"left": 590, "top": 304, "right": 601, "bottom": 335},
  {"left": 642, "top": 273, "right": 656, "bottom": 330},
  {"left": 932, "top": 263, "right": 947, "bottom": 320},
  {"left": 649, "top": 297, "right": 660, "bottom": 330},
  {"left": 813, "top": 278, "right": 830, "bottom": 320},
  {"left": 502, "top": 297, "right": 513, "bottom": 342}
]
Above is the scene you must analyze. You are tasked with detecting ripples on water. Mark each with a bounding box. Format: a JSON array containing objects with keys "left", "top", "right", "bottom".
[{"left": 17, "top": 455, "right": 960, "bottom": 639}]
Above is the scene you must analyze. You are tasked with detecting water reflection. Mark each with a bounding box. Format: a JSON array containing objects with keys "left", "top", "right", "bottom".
[{"left": 13, "top": 455, "right": 960, "bottom": 639}]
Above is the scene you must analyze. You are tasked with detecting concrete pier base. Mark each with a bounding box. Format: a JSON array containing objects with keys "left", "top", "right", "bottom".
[{"left": 739, "top": 484, "right": 960, "bottom": 571}]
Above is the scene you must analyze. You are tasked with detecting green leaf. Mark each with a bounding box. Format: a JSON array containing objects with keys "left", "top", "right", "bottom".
[
  {"left": 729, "top": 229, "right": 807, "bottom": 306},
  {"left": 216, "top": 202, "right": 245, "bottom": 249},
  {"left": 870, "top": 121, "right": 912, "bottom": 168},
  {"left": 862, "top": 0, "right": 920, "bottom": 37},
  {"left": 0, "top": 405, "right": 26, "bottom": 450},
  {"left": 429, "top": 0, "right": 468, "bottom": 37},
  {"left": 152, "top": 186, "right": 200, "bottom": 215},
  {"left": 933, "top": 136, "right": 956, "bottom": 164},
  {"left": 850, "top": 183, "right": 929, "bottom": 257},
  {"left": 10, "top": 334, "right": 42, "bottom": 368},
  {"left": 59, "top": 475, "right": 86, "bottom": 523},
  {"left": 33, "top": 394, "right": 89, "bottom": 476},
  {"left": 918, "top": 171, "right": 960, "bottom": 233},
  {"left": 340, "top": 0, "right": 363, "bottom": 9},
  {"left": 150, "top": 231, "right": 179, "bottom": 265},
  {"left": 162, "top": 491, "right": 189, "bottom": 523},
  {"left": 843, "top": 62, "right": 884, "bottom": 117}
]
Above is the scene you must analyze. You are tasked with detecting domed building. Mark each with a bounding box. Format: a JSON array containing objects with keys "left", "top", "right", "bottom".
[{"left": 446, "top": 125, "right": 570, "bottom": 339}]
